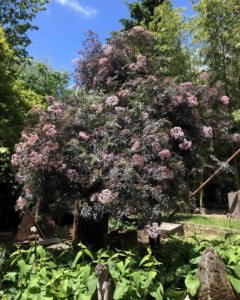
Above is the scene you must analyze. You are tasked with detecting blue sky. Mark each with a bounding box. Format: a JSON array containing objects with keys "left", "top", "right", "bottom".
[{"left": 28, "top": 0, "right": 192, "bottom": 75}]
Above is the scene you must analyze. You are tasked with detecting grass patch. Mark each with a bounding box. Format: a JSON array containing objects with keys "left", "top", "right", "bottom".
[{"left": 165, "top": 214, "right": 240, "bottom": 231}]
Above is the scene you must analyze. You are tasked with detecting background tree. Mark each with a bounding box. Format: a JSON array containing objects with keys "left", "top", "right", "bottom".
[
  {"left": 0, "top": 0, "right": 49, "bottom": 58},
  {"left": 17, "top": 60, "right": 70, "bottom": 99},
  {"left": 120, "top": 0, "right": 165, "bottom": 30},
  {"left": 191, "top": 0, "right": 240, "bottom": 110}
]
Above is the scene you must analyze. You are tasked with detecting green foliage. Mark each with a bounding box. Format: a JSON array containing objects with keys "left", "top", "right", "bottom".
[
  {"left": 0, "top": 0, "right": 49, "bottom": 58},
  {"left": 148, "top": 1, "right": 192, "bottom": 80},
  {"left": 120, "top": 0, "right": 165, "bottom": 30},
  {"left": 0, "top": 25, "right": 42, "bottom": 149},
  {"left": 2, "top": 234, "right": 240, "bottom": 299},
  {"left": 191, "top": 0, "right": 240, "bottom": 109},
  {"left": 17, "top": 60, "right": 70, "bottom": 99}
]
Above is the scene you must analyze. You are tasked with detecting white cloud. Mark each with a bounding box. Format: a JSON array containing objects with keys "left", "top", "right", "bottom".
[{"left": 54, "top": 0, "right": 98, "bottom": 18}]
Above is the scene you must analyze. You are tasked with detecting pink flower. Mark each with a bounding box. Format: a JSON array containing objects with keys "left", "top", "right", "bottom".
[
  {"left": 179, "top": 139, "right": 192, "bottom": 150},
  {"left": 79, "top": 131, "right": 90, "bottom": 140},
  {"left": 72, "top": 58, "right": 80, "bottom": 65},
  {"left": 187, "top": 95, "right": 198, "bottom": 107},
  {"left": 159, "top": 149, "right": 171, "bottom": 160},
  {"left": 170, "top": 127, "right": 185, "bottom": 139},
  {"left": 118, "top": 90, "right": 130, "bottom": 98},
  {"left": 28, "top": 106, "right": 42, "bottom": 115},
  {"left": 16, "top": 196, "right": 26, "bottom": 211},
  {"left": 47, "top": 102, "right": 63, "bottom": 115},
  {"left": 42, "top": 124, "right": 57, "bottom": 137},
  {"left": 67, "top": 169, "right": 79, "bottom": 182},
  {"left": 26, "top": 134, "right": 39, "bottom": 146},
  {"left": 99, "top": 57, "right": 108, "bottom": 66},
  {"left": 98, "top": 189, "right": 113, "bottom": 204},
  {"left": 141, "top": 111, "right": 149, "bottom": 120},
  {"left": 232, "top": 133, "right": 240, "bottom": 142},
  {"left": 129, "top": 54, "right": 147, "bottom": 72},
  {"left": 105, "top": 95, "right": 119, "bottom": 107},
  {"left": 159, "top": 166, "right": 174, "bottom": 180},
  {"left": 131, "top": 26, "right": 145, "bottom": 33},
  {"left": 102, "top": 44, "right": 113, "bottom": 56},
  {"left": 146, "top": 223, "right": 161, "bottom": 239},
  {"left": 132, "top": 154, "right": 144, "bottom": 167},
  {"left": 180, "top": 82, "right": 193, "bottom": 88},
  {"left": 90, "top": 193, "right": 98, "bottom": 202},
  {"left": 202, "top": 126, "right": 213, "bottom": 138},
  {"left": 131, "top": 139, "right": 140, "bottom": 152},
  {"left": 21, "top": 132, "right": 29, "bottom": 142},
  {"left": 199, "top": 72, "right": 209, "bottom": 80},
  {"left": 11, "top": 154, "right": 21, "bottom": 166},
  {"left": 208, "top": 88, "right": 218, "bottom": 96},
  {"left": 220, "top": 95, "right": 230, "bottom": 105},
  {"left": 172, "top": 95, "right": 183, "bottom": 107},
  {"left": 30, "top": 151, "right": 44, "bottom": 168},
  {"left": 115, "top": 106, "right": 126, "bottom": 116}
]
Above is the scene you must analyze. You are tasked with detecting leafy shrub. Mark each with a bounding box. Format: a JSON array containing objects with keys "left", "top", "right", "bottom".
[{"left": 1, "top": 234, "right": 240, "bottom": 299}]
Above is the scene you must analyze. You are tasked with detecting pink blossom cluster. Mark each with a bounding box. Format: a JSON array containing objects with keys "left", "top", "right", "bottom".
[
  {"left": 99, "top": 57, "right": 108, "bottom": 66},
  {"left": 98, "top": 189, "right": 113, "bottom": 204},
  {"left": 72, "top": 58, "right": 80, "bottom": 65},
  {"left": 172, "top": 95, "right": 183, "bottom": 107},
  {"left": 67, "top": 169, "right": 79, "bottom": 182},
  {"left": 159, "top": 166, "right": 174, "bottom": 180},
  {"left": 179, "top": 139, "right": 192, "bottom": 150},
  {"left": 102, "top": 44, "right": 114, "bottom": 56},
  {"left": 129, "top": 54, "right": 147, "bottom": 72},
  {"left": 187, "top": 95, "right": 198, "bottom": 107},
  {"left": 180, "top": 82, "right": 193, "bottom": 88},
  {"left": 115, "top": 106, "right": 126, "bottom": 117},
  {"left": 208, "top": 88, "right": 218, "bottom": 96},
  {"left": 29, "top": 151, "right": 44, "bottom": 168},
  {"left": 131, "top": 26, "right": 145, "bottom": 33},
  {"left": 131, "top": 139, "right": 141, "bottom": 152},
  {"left": 132, "top": 154, "right": 144, "bottom": 167},
  {"left": 232, "top": 133, "right": 240, "bottom": 142},
  {"left": 79, "top": 131, "right": 90, "bottom": 140},
  {"left": 220, "top": 95, "right": 230, "bottom": 105},
  {"left": 47, "top": 102, "right": 63, "bottom": 115},
  {"left": 26, "top": 134, "right": 39, "bottom": 146},
  {"left": 11, "top": 154, "right": 21, "bottom": 166},
  {"left": 118, "top": 89, "right": 130, "bottom": 98},
  {"left": 42, "top": 141, "right": 59, "bottom": 154},
  {"left": 170, "top": 127, "right": 185, "bottom": 139},
  {"left": 28, "top": 106, "right": 42, "bottom": 115},
  {"left": 42, "top": 124, "right": 57, "bottom": 137},
  {"left": 159, "top": 149, "right": 171, "bottom": 160},
  {"left": 16, "top": 196, "right": 26, "bottom": 211},
  {"left": 105, "top": 95, "right": 119, "bottom": 107},
  {"left": 199, "top": 72, "right": 209, "bottom": 80},
  {"left": 202, "top": 126, "right": 213, "bottom": 138},
  {"left": 145, "top": 222, "right": 161, "bottom": 239}
]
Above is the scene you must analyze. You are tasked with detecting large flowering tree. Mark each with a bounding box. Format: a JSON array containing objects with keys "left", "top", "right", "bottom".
[{"left": 12, "top": 27, "right": 237, "bottom": 239}]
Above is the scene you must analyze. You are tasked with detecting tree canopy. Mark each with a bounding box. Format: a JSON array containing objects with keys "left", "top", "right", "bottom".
[{"left": 0, "top": 0, "right": 49, "bottom": 58}]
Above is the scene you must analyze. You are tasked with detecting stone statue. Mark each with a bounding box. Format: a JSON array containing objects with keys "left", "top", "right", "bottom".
[{"left": 197, "top": 248, "right": 237, "bottom": 300}]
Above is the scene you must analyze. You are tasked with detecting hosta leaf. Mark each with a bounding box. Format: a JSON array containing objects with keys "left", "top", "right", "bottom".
[{"left": 185, "top": 274, "right": 200, "bottom": 297}]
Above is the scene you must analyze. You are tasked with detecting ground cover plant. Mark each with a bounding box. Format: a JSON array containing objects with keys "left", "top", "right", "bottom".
[{"left": 1, "top": 233, "right": 240, "bottom": 299}]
